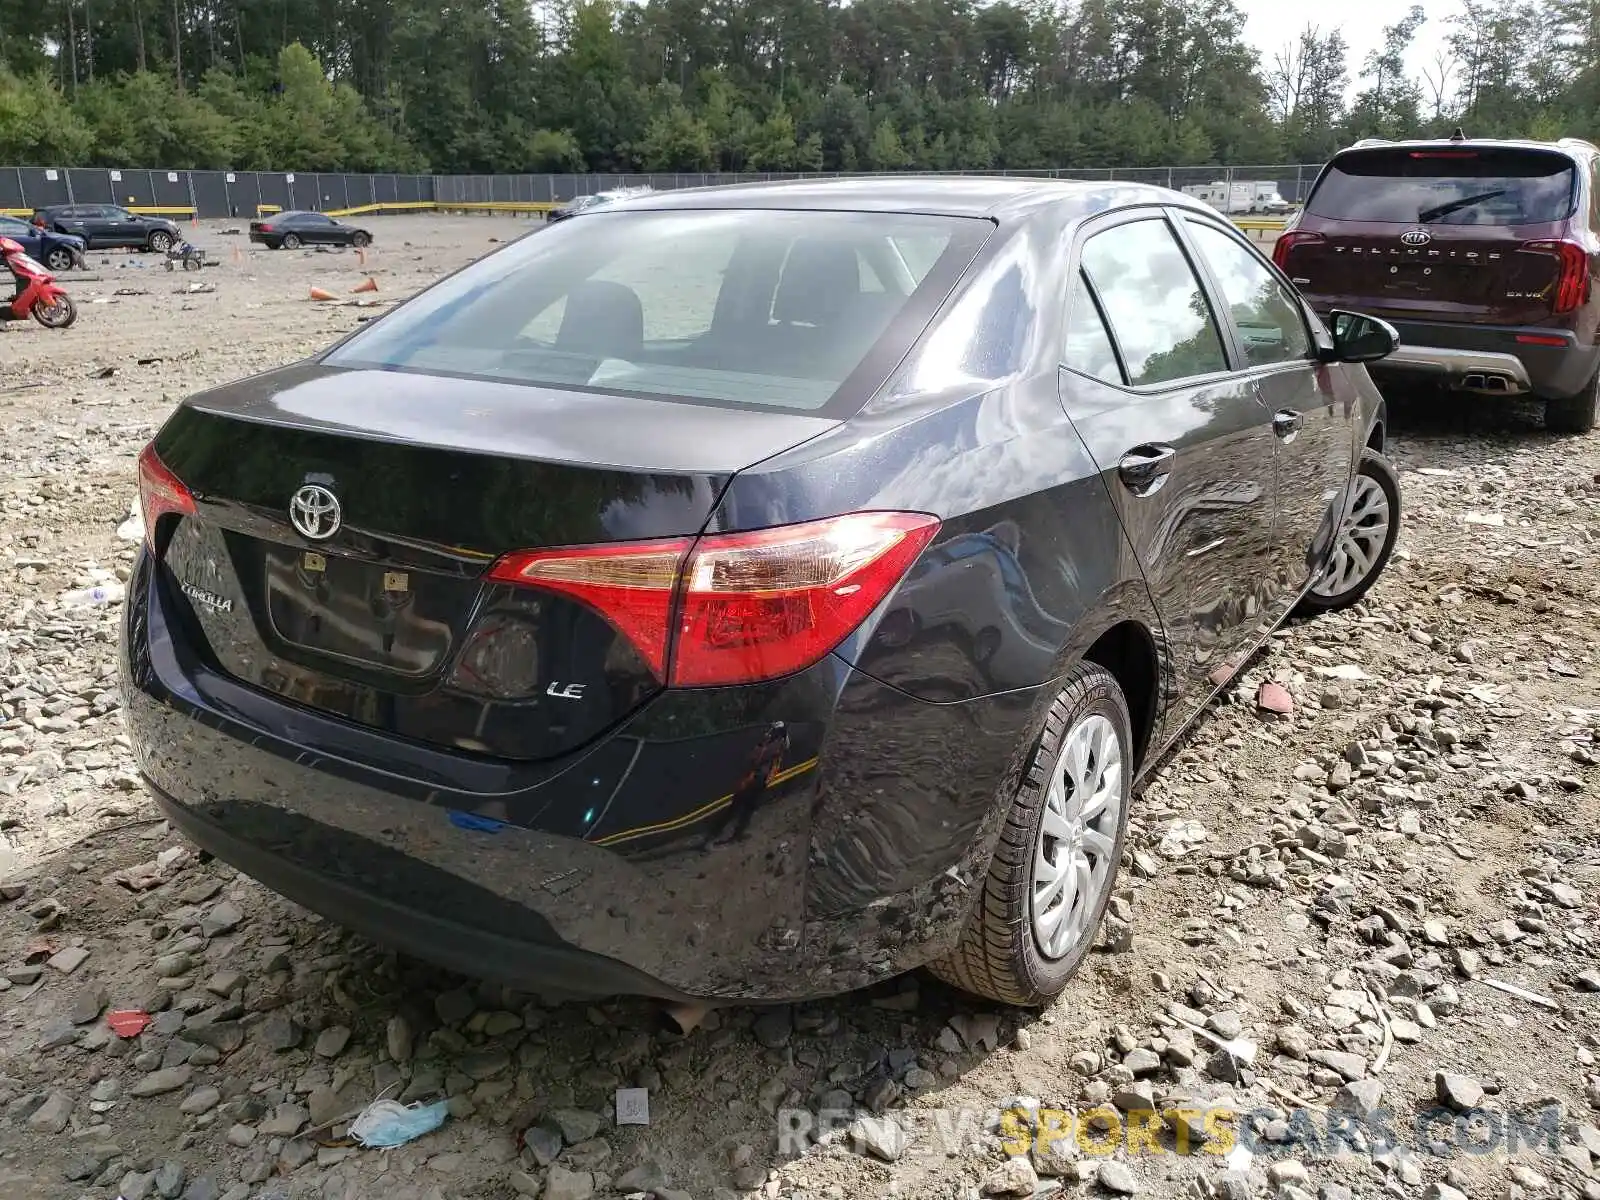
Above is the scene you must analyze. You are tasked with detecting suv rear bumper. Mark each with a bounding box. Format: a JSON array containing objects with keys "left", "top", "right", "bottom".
[{"left": 1324, "top": 315, "right": 1600, "bottom": 399}]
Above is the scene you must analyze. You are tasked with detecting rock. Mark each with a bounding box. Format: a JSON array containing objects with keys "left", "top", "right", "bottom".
[
  {"left": 1257, "top": 682, "right": 1293, "bottom": 714},
  {"left": 120, "top": 1172, "right": 156, "bottom": 1200},
  {"left": 1033, "top": 1133, "right": 1078, "bottom": 1176},
  {"left": 179, "top": 1086, "right": 221, "bottom": 1116},
  {"left": 543, "top": 1165, "right": 594, "bottom": 1200},
  {"left": 1435, "top": 1071, "right": 1483, "bottom": 1112},
  {"left": 1421, "top": 1186, "right": 1468, "bottom": 1200},
  {"left": 1097, "top": 1161, "right": 1139, "bottom": 1194},
  {"left": 46, "top": 945, "right": 89, "bottom": 974},
  {"left": 524, "top": 1124, "right": 563, "bottom": 1165},
  {"left": 982, "top": 1156, "right": 1039, "bottom": 1196},
  {"left": 68, "top": 982, "right": 108, "bottom": 1025},
  {"left": 200, "top": 901, "right": 242, "bottom": 937},
  {"left": 614, "top": 1161, "right": 669, "bottom": 1192},
  {"left": 386, "top": 1014, "right": 414, "bottom": 1062},
  {"left": 259, "top": 1103, "right": 309, "bottom": 1137},
  {"left": 1276, "top": 1026, "right": 1312, "bottom": 1059},
  {"left": 314, "top": 1025, "right": 351, "bottom": 1058},
  {"left": 181, "top": 1180, "right": 220, "bottom": 1200},
  {"left": 132, "top": 1066, "right": 193, "bottom": 1097},
  {"left": 225, "top": 1123, "right": 256, "bottom": 1146},
  {"left": 1269, "top": 1161, "right": 1310, "bottom": 1186},
  {"left": 850, "top": 1114, "right": 911, "bottom": 1162},
  {"left": 1207, "top": 1011, "right": 1243, "bottom": 1039},
  {"left": 27, "top": 1090, "right": 72, "bottom": 1133},
  {"left": 260, "top": 1012, "right": 300, "bottom": 1052},
  {"left": 1308, "top": 1050, "right": 1366, "bottom": 1080},
  {"left": 1123, "top": 1048, "right": 1161, "bottom": 1075},
  {"left": 1334, "top": 1078, "right": 1383, "bottom": 1120},
  {"left": 752, "top": 1007, "right": 792, "bottom": 1049},
  {"left": 153, "top": 1160, "right": 186, "bottom": 1199},
  {"left": 552, "top": 1108, "right": 604, "bottom": 1144},
  {"left": 434, "top": 988, "right": 476, "bottom": 1026}
]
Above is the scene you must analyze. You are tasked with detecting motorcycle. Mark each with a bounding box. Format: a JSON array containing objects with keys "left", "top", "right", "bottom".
[{"left": 1, "top": 235, "right": 77, "bottom": 329}]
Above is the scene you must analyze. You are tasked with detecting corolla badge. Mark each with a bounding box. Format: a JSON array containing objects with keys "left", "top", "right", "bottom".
[
  {"left": 180, "top": 581, "right": 233, "bottom": 614},
  {"left": 1400, "top": 229, "right": 1432, "bottom": 246},
  {"left": 290, "top": 484, "right": 341, "bottom": 540}
]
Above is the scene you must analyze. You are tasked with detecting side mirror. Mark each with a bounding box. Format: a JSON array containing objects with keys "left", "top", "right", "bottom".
[{"left": 1321, "top": 309, "right": 1399, "bottom": 363}]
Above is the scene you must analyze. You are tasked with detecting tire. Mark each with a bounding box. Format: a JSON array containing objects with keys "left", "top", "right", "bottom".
[
  {"left": 282, "top": 233, "right": 302, "bottom": 250},
  {"left": 1547, "top": 371, "right": 1599, "bottom": 435},
  {"left": 148, "top": 231, "right": 173, "bottom": 253},
  {"left": 43, "top": 247, "right": 74, "bottom": 273},
  {"left": 928, "top": 663, "right": 1133, "bottom": 1007},
  {"left": 183, "top": 257, "right": 202, "bottom": 271},
  {"left": 350, "top": 231, "right": 371, "bottom": 248},
  {"left": 1296, "top": 448, "right": 1400, "bottom": 615},
  {"left": 32, "top": 293, "right": 76, "bottom": 329}
]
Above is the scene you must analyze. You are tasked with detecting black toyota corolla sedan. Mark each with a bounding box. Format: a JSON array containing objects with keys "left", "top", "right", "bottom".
[{"left": 121, "top": 178, "right": 1402, "bottom": 1007}]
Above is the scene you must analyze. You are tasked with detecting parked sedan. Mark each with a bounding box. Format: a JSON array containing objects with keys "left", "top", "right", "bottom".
[
  {"left": 249, "top": 211, "right": 373, "bottom": 250},
  {"left": 121, "top": 178, "right": 1402, "bottom": 1007},
  {"left": 0, "top": 215, "right": 85, "bottom": 272},
  {"left": 32, "top": 204, "right": 181, "bottom": 252}
]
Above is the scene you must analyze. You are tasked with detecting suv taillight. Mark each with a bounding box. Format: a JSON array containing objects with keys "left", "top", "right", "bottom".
[
  {"left": 489, "top": 512, "right": 941, "bottom": 687},
  {"left": 1522, "top": 239, "right": 1590, "bottom": 314},
  {"left": 1272, "top": 230, "right": 1324, "bottom": 272},
  {"left": 136, "top": 443, "right": 197, "bottom": 550}
]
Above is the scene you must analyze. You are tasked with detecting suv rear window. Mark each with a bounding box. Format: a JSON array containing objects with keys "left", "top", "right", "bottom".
[
  {"left": 1306, "top": 147, "right": 1577, "bottom": 226},
  {"left": 327, "top": 208, "right": 987, "bottom": 411}
]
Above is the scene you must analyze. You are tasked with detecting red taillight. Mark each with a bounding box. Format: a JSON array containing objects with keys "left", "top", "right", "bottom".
[
  {"left": 1522, "top": 239, "right": 1590, "bottom": 313},
  {"left": 136, "top": 443, "right": 197, "bottom": 550},
  {"left": 1272, "top": 230, "right": 1324, "bottom": 272},
  {"left": 488, "top": 512, "right": 941, "bottom": 687},
  {"left": 1409, "top": 151, "right": 1478, "bottom": 159},
  {"left": 1516, "top": 334, "right": 1568, "bottom": 347}
]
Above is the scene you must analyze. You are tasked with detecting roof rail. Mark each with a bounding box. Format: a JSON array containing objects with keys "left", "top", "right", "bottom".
[
  {"left": 1558, "top": 137, "right": 1600, "bottom": 152},
  {"left": 1348, "top": 138, "right": 1390, "bottom": 149},
  {"left": 1449, "top": 127, "right": 1468, "bottom": 141}
]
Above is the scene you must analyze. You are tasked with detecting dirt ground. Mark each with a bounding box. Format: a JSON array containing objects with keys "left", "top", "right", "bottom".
[{"left": 0, "top": 216, "right": 1597, "bottom": 1200}]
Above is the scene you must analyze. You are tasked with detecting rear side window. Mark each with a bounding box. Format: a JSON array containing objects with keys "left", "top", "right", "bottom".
[
  {"left": 1081, "top": 219, "right": 1228, "bottom": 386},
  {"left": 1184, "top": 222, "right": 1311, "bottom": 368},
  {"left": 1307, "top": 148, "right": 1577, "bottom": 226},
  {"left": 328, "top": 208, "right": 988, "bottom": 412},
  {"left": 1063, "top": 273, "right": 1123, "bottom": 384}
]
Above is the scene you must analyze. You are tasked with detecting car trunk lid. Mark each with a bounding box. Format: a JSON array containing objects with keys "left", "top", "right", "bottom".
[{"left": 146, "top": 362, "right": 837, "bottom": 761}]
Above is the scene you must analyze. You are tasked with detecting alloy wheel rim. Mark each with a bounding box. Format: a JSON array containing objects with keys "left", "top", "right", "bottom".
[
  {"left": 1030, "top": 712, "right": 1124, "bottom": 961},
  {"left": 1313, "top": 475, "right": 1390, "bottom": 598}
]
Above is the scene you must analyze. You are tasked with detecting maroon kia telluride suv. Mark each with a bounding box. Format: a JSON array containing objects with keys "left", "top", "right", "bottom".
[{"left": 1276, "top": 133, "right": 1600, "bottom": 433}]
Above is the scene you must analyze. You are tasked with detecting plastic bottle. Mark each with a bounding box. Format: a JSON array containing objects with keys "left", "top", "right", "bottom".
[{"left": 59, "top": 582, "right": 126, "bottom": 607}]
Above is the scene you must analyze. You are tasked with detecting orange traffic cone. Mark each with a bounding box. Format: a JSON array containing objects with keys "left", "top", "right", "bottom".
[
  {"left": 309, "top": 286, "right": 336, "bottom": 301},
  {"left": 351, "top": 277, "right": 378, "bottom": 294}
]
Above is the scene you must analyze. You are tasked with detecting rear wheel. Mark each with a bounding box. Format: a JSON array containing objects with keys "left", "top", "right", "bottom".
[
  {"left": 148, "top": 231, "right": 174, "bottom": 253},
  {"left": 350, "top": 231, "right": 371, "bottom": 248},
  {"left": 32, "top": 294, "right": 76, "bottom": 329},
  {"left": 1547, "top": 371, "right": 1599, "bottom": 435},
  {"left": 1297, "top": 449, "right": 1400, "bottom": 614},
  {"left": 282, "top": 233, "right": 302, "bottom": 250},
  {"left": 43, "top": 247, "right": 74, "bottom": 273},
  {"left": 928, "top": 663, "right": 1132, "bottom": 1007}
]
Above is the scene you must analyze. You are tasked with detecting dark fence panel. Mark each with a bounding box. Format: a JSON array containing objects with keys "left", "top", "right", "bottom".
[{"left": 2, "top": 165, "right": 1329, "bottom": 216}]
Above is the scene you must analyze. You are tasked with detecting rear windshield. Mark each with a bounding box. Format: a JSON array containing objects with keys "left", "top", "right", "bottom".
[
  {"left": 325, "top": 207, "right": 987, "bottom": 411},
  {"left": 1306, "top": 148, "right": 1577, "bottom": 225}
]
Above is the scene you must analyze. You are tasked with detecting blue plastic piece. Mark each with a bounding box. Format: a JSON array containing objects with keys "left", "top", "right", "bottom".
[{"left": 448, "top": 810, "right": 506, "bottom": 833}]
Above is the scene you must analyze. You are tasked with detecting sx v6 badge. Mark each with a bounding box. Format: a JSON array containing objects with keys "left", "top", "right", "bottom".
[{"left": 180, "top": 580, "right": 233, "bottom": 614}]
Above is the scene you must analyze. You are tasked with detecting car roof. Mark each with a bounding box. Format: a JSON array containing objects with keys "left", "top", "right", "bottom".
[{"left": 604, "top": 175, "right": 1214, "bottom": 221}]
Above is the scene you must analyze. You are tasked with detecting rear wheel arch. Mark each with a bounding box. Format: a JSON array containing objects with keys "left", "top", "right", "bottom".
[{"left": 1081, "top": 619, "right": 1161, "bottom": 772}]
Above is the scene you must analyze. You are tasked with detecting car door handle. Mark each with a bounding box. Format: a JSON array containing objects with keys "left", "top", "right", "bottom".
[
  {"left": 1272, "top": 409, "right": 1303, "bottom": 439},
  {"left": 1117, "top": 444, "right": 1176, "bottom": 497}
]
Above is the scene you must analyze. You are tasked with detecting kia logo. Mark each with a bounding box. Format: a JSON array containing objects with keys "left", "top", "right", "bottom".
[{"left": 1400, "top": 229, "right": 1432, "bottom": 246}]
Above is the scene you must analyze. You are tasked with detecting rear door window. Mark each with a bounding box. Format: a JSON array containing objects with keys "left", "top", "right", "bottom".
[
  {"left": 1184, "top": 221, "right": 1311, "bottom": 368},
  {"left": 1306, "top": 147, "right": 1576, "bottom": 226},
  {"left": 1080, "top": 219, "right": 1229, "bottom": 386},
  {"left": 1063, "top": 273, "right": 1124, "bottom": 384}
]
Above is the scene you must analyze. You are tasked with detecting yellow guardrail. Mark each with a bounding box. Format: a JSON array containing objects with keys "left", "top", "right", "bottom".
[{"left": 1, "top": 205, "right": 194, "bottom": 218}]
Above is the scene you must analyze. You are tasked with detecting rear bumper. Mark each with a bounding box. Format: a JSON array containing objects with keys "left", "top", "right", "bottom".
[
  {"left": 1336, "top": 315, "right": 1600, "bottom": 399},
  {"left": 120, "top": 550, "right": 1030, "bottom": 1002}
]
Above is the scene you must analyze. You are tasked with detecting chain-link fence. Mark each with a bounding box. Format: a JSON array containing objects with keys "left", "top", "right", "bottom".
[{"left": 2, "top": 164, "right": 1326, "bottom": 217}]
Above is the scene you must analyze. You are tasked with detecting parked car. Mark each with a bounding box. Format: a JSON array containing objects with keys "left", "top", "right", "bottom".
[
  {"left": 1276, "top": 131, "right": 1600, "bottom": 433},
  {"left": 32, "top": 204, "right": 181, "bottom": 253},
  {"left": 121, "top": 178, "right": 1401, "bottom": 1008},
  {"left": 0, "top": 215, "right": 85, "bottom": 272},
  {"left": 547, "top": 187, "right": 654, "bottom": 223},
  {"left": 248, "top": 211, "right": 373, "bottom": 250}
]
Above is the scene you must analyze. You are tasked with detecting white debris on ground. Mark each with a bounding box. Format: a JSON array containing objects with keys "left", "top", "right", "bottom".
[{"left": 0, "top": 217, "right": 1597, "bottom": 1200}]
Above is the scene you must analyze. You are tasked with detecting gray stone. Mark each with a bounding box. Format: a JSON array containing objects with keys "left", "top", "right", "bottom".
[
  {"left": 1123, "top": 1048, "right": 1161, "bottom": 1075},
  {"left": 1333, "top": 1078, "right": 1384, "bottom": 1119},
  {"left": 1097, "top": 1161, "right": 1139, "bottom": 1194},
  {"left": 850, "top": 1114, "right": 912, "bottom": 1162},
  {"left": 552, "top": 1108, "right": 603, "bottom": 1144},
  {"left": 67, "top": 983, "right": 108, "bottom": 1025},
  {"left": 119, "top": 1172, "right": 156, "bottom": 1200},
  {"left": 543, "top": 1165, "right": 594, "bottom": 1200},
  {"left": 1308, "top": 1050, "right": 1366, "bottom": 1080},
  {"left": 752, "top": 1007, "right": 793, "bottom": 1049},
  {"left": 261, "top": 1012, "right": 300, "bottom": 1052},
  {"left": 614, "top": 1160, "right": 669, "bottom": 1192},
  {"left": 460, "top": 1048, "right": 511, "bottom": 1080},
  {"left": 524, "top": 1122, "right": 564, "bottom": 1165},
  {"left": 224, "top": 1123, "right": 256, "bottom": 1147},
  {"left": 182, "top": 1177, "right": 221, "bottom": 1200},
  {"left": 46, "top": 945, "right": 90, "bottom": 974},
  {"left": 200, "top": 901, "right": 242, "bottom": 937},
  {"left": 179, "top": 1086, "right": 221, "bottom": 1116},
  {"left": 27, "top": 1091, "right": 72, "bottom": 1133},
  {"left": 313, "top": 1025, "right": 351, "bottom": 1059},
  {"left": 1421, "top": 1186, "right": 1468, "bottom": 1200},
  {"left": 434, "top": 988, "right": 476, "bottom": 1026},
  {"left": 1435, "top": 1071, "right": 1484, "bottom": 1112},
  {"left": 386, "top": 1014, "right": 413, "bottom": 1062},
  {"left": 154, "top": 1160, "right": 186, "bottom": 1199},
  {"left": 981, "top": 1156, "right": 1039, "bottom": 1197},
  {"left": 131, "top": 1066, "right": 193, "bottom": 1097},
  {"left": 258, "top": 1103, "right": 308, "bottom": 1138}
]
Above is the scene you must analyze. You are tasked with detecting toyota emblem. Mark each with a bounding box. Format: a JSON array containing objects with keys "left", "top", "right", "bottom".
[
  {"left": 1400, "top": 229, "right": 1432, "bottom": 246},
  {"left": 289, "top": 484, "right": 341, "bottom": 540}
]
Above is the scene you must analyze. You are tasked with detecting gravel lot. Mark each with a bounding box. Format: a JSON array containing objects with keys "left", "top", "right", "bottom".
[{"left": 0, "top": 215, "right": 1597, "bottom": 1200}]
